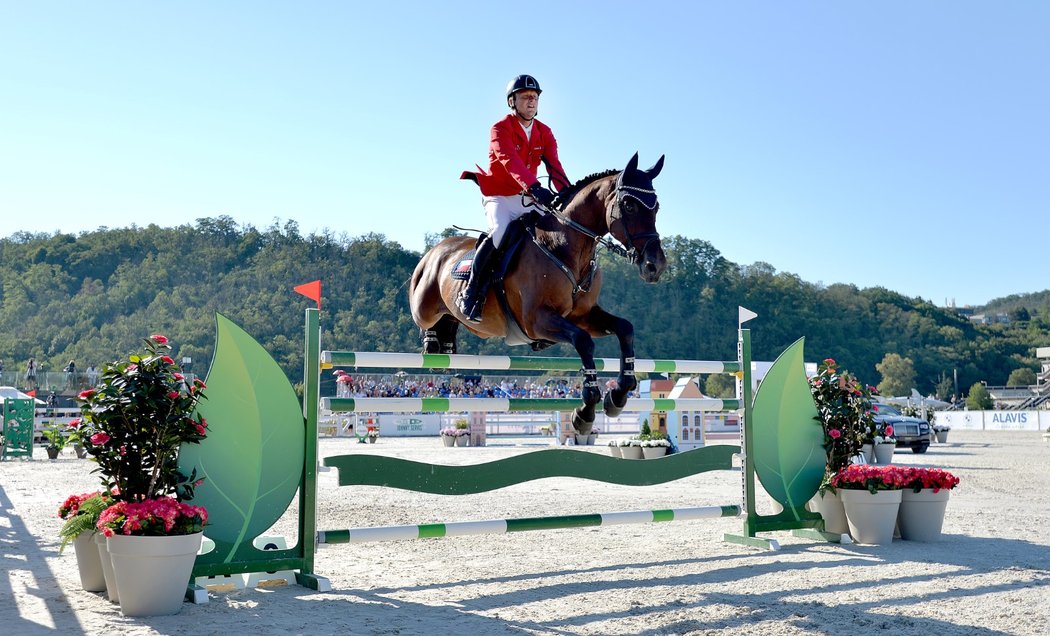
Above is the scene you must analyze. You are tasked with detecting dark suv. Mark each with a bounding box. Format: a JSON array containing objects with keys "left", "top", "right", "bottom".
[{"left": 871, "top": 402, "right": 931, "bottom": 453}]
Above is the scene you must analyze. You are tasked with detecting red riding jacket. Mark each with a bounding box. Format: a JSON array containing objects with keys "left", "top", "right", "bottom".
[{"left": 462, "top": 115, "right": 570, "bottom": 196}]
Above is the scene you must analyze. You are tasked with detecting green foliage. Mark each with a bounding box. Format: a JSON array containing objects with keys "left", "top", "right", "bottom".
[
  {"left": 42, "top": 422, "right": 67, "bottom": 450},
  {"left": 0, "top": 219, "right": 1046, "bottom": 401},
  {"left": 640, "top": 419, "right": 652, "bottom": 437},
  {"left": 966, "top": 382, "right": 993, "bottom": 410},
  {"left": 703, "top": 373, "right": 736, "bottom": 398},
  {"left": 809, "top": 358, "right": 874, "bottom": 489},
  {"left": 75, "top": 335, "right": 208, "bottom": 502},
  {"left": 58, "top": 492, "right": 111, "bottom": 551},
  {"left": 1006, "top": 368, "right": 1036, "bottom": 387},
  {"left": 875, "top": 352, "right": 916, "bottom": 397}
]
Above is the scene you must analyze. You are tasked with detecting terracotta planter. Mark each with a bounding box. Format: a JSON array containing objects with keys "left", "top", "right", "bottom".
[
  {"left": 898, "top": 488, "right": 951, "bottom": 541},
  {"left": 621, "top": 445, "right": 643, "bottom": 459},
  {"left": 107, "top": 532, "right": 203, "bottom": 616},
  {"left": 94, "top": 532, "right": 119, "bottom": 603},
  {"left": 873, "top": 443, "right": 894, "bottom": 465},
  {"left": 808, "top": 490, "right": 850, "bottom": 536},
  {"left": 73, "top": 531, "right": 107, "bottom": 592},
  {"left": 840, "top": 489, "right": 902, "bottom": 544}
]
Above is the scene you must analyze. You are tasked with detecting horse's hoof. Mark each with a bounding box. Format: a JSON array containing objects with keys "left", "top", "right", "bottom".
[
  {"left": 571, "top": 409, "right": 593, "bottom": 435},
  {"left": 603, "top": 391, "right": 624, "bottom": 418}
]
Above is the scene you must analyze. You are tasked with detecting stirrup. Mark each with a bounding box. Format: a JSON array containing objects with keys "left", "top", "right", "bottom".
[{"left": 457, "top": 293, "right": 483, "bottom": 323}]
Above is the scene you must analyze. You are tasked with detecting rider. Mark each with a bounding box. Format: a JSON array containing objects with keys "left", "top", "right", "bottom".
[{"left": 457, "top": 74, "right": 571, "bottom": 323}]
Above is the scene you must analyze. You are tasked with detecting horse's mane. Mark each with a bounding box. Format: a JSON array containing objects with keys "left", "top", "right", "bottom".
[{"left": 553, "top": 169, "right": 619, "bottom": 209}]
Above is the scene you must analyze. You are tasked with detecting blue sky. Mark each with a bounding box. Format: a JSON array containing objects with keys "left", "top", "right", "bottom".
[{"left": 2, "top": 2, "right": 1047, "bottom": 307}]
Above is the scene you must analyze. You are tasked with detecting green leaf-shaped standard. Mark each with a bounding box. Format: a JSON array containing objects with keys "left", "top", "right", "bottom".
[
  {"left": 752, "top": 337, "right": 823, "bottom": 513},
  {"left": 179, "top": 314, "right": 305, "bottom": 564}
]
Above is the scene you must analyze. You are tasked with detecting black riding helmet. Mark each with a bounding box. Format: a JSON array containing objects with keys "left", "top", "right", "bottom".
[{"left": 506, "top": 74, "right": 541, "bottom": 103}]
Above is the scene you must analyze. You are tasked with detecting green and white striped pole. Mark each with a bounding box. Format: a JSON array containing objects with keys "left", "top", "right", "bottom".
[
  {"left": 317, "top": 505, "right": 741, "bottom": 544},
  {"left": 321, "top": 351, "right": 740, "bottom": 375},
  {"left": 321, "top": 397, "right": 741, "bottom": 414}
]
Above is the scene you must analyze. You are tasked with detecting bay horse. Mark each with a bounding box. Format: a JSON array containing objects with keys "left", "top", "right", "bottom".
[{"left": 409, "top": 153, "right": 667, "bottom": 433}]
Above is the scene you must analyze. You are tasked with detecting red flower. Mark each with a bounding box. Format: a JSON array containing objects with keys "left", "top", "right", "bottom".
[
  {"left": 90, "top": 432, "right": 110, "bottom": 445},
  {"left": 823, "top": 358, "right": 836, "bottom": 365},
  {"left": 78, "top": 389, "right": 96, "bottom": 400},
  {"left": 68, "top": 418, "right": 81, "bottom": 429},
  {"left": 161, "top": 356, "right": 175, "bottom": 365},
  {"left": 150, "top": 334, "right": 169, "bottom": 344},
  {"left": 167, "top": 391, "right": 180, "bottom": 399},
  {"left": 173, "top": 373, "right": 184, "bottom": 381},
  {"left": 884, "top": 425, "right": 894, "bottom": 437},
  {"left": 195, "top": 424, "right": 206, "bottom": 436},
  {"left": 828, "top": 428, "right": 842, "bottom": 439}
]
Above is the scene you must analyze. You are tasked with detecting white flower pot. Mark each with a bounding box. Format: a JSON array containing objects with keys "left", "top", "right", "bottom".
[
  {"left": 808, "top": 490, "right": 850, "bottom": 536},
  {"left": 73, "top": 531, "right": 106, "bottom": 592},
  {"left": 840, "top": 489, "right": 902, "bottom": 545},
  {"left": 94, "top": 532, "right": 119, "bottom": 603},
  {"left": 455, "top": 435, "right": 468, "bottom": 447},
  {"left": 107, "top": 532, "right": 203, "bottom": 616},
  {"left": 898, "top": 488, "right": 951, "bottom": 542},
  {"left": 621, "top": 445, "right": 643, "bottom": 460},
  {"left": 608, "top": 445, "right": 622, "bottom": 458},
  {"left": 442, "top": 435, "right": 455, "bottom": 447},
  {"left": 860, "top": 444, "right": 874, "bottom": 464},
  {"left": 935, "top": 430, "right": 949, "bottom": 444},
  {"left": 642, "top": 446, "right": 667, "bottom": 459},
  {"left": 873, "top": 443, "right": 894, "bottom": 465}
]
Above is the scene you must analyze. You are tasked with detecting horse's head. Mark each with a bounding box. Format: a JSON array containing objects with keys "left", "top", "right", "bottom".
[{"left": 608, "top": 153, "right": 667, "bottom": 283}]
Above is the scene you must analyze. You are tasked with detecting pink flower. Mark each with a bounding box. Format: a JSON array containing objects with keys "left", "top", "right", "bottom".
[
  {"left": 161, "top": 355, "right": 175, "bottom": 365},
  {"left": 173, "top": 373, "right": 184, "bottom": 381},
  {"left": 78, "top": 389, "right": 96, "bottom": 400},
  {"left": 823, "top": 358, "right": 836, "bottom": 365},
  {"left": 90, "top": 433, "right": 110, "bottom": 445},
  {"left": 167, "top": 391, "right": 180, "bottom": 399},
  {"left": 828, "top": 428, "right": 842, "bottom": 439},
  {"left": 67, "top": 418, "right": 81, "bottom": 429},
  {"left": 195, "top": 424, "right": 206, "bottom": 436},
  {"left": 151, "top": 334, "right": 169, "bottom": 344},
  {"left": 884, "top": 425, "right": 894, "bottom": 437}
]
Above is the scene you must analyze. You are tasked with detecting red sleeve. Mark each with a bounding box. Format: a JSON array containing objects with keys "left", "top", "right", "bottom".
[
  {"left": 490, "top": 121, "right": 537, "bottom": 190},
  {"left": 539, "top": 124, "right": 570, "bottom": 191}
]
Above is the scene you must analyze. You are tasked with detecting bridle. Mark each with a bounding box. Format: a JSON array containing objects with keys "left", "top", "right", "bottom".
[{"left": 521, "top": 172, "right": 660, "bottom": 300}]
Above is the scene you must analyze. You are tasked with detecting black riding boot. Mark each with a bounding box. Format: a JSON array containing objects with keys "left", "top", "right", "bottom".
[{"left": 457, "top": 236, "right": 498, "bottom": 323}]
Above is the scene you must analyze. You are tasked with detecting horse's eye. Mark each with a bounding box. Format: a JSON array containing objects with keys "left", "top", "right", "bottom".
[{"left": 622, "top": 198, "right": 635, "bottom": 214}]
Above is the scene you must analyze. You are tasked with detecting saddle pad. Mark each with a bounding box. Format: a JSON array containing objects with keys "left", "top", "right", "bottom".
[{"left": 450, "top": 251, "right": 475, "bottom": 280}]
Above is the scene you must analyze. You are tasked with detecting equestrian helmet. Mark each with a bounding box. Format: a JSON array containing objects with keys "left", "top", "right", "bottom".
[{"left": 506, "top": 74, "right": 542, "bottom": 100}]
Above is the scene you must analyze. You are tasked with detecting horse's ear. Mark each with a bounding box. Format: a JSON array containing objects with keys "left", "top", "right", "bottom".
[
  {"left": 624, "top": 152, "right": 639, "bottom": 174},
  {"left": 646, "top": 155, "right": 665, "bottom": 179}
]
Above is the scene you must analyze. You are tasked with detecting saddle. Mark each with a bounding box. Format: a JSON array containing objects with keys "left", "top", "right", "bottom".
[{"left": 448, "top": 218, "right": 555, "bottom": 351}]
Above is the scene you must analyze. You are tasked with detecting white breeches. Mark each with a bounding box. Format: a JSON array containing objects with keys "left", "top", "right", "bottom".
[{"left": 483, "top": 195, "right": 534, "bottom": 247}]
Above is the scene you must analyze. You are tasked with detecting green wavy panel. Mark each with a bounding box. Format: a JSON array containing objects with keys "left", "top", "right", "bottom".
[
  {"left": 179, "top": 314, "right": 305, "bottom": 564},
  {"left": 751, "top": 337, "right": 823, "bottom": 513},
  {"left": 324, "top": 445, "right": 739, "bottom": 495}
]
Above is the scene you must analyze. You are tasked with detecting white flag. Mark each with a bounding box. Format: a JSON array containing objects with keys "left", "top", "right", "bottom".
[{"left": 738, "top": 307, "right": 758, "bottom": 325}]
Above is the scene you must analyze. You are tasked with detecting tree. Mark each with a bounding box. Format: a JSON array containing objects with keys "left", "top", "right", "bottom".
[
  {"left": 966, "top": 382, "right": 993, "bottom": 410},
  {"left": 935, "top": 373, "right": 953, "bottom": 401},
  {"left": 1006, "top": 368, "right": 1037, "bottom": 387},
  {"left": 875, "top": 353, "right": 916, "bottom": 397},
  {"left": 704, "top": 373, "right": 735, "bottom": 398},
  {"left": 1009, "top": 306, "right": 1030, "bottom": 322}
]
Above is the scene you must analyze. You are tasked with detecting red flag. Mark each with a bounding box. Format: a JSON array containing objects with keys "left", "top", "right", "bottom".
[
  {"left": 26, "top": 390, "right": 36, "bottom": 398},
  {"left": 294, "top": 280, "right": 322, "bottom": 309}
]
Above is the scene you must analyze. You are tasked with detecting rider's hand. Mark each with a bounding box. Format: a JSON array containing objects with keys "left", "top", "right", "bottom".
[{"left": 528, "top": 182, "right": 555, "bottom": 209}]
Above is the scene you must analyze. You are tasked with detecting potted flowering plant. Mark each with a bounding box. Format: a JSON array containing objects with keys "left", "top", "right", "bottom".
[
  {"left": 58, "top": 491, "right": 111, "bottom": 592},
  {"left": 896, "top": 466, "right": 959, "bottom": 541},
  {"left": 809, "top": 358, "right": 875, "bottom": 488},
  {"left": 830, "top": 464, "right": 911, "bottom": 544},
  {"left": 41, "top": 422, "right": 68, "bottom": 460},
  {"left": 68, "top": 333, "right": 209, "bottom": 616}
]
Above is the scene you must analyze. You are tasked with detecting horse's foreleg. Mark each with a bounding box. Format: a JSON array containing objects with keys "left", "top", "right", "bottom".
[
  {"left": 578, "top": 308, "right": 636, "bottom": 417},
  {"left": 533, "top": 313, "right": 600, "bottom": 434}
]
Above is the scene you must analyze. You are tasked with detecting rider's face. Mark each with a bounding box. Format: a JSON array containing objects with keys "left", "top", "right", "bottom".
[{"left": 512, "top": 90, "right": 539, "bottom": 119}]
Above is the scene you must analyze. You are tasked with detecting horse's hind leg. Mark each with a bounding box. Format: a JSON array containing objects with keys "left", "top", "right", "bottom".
[{"left": 435, "top": 315, "right": 459, "bottom": 354}]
